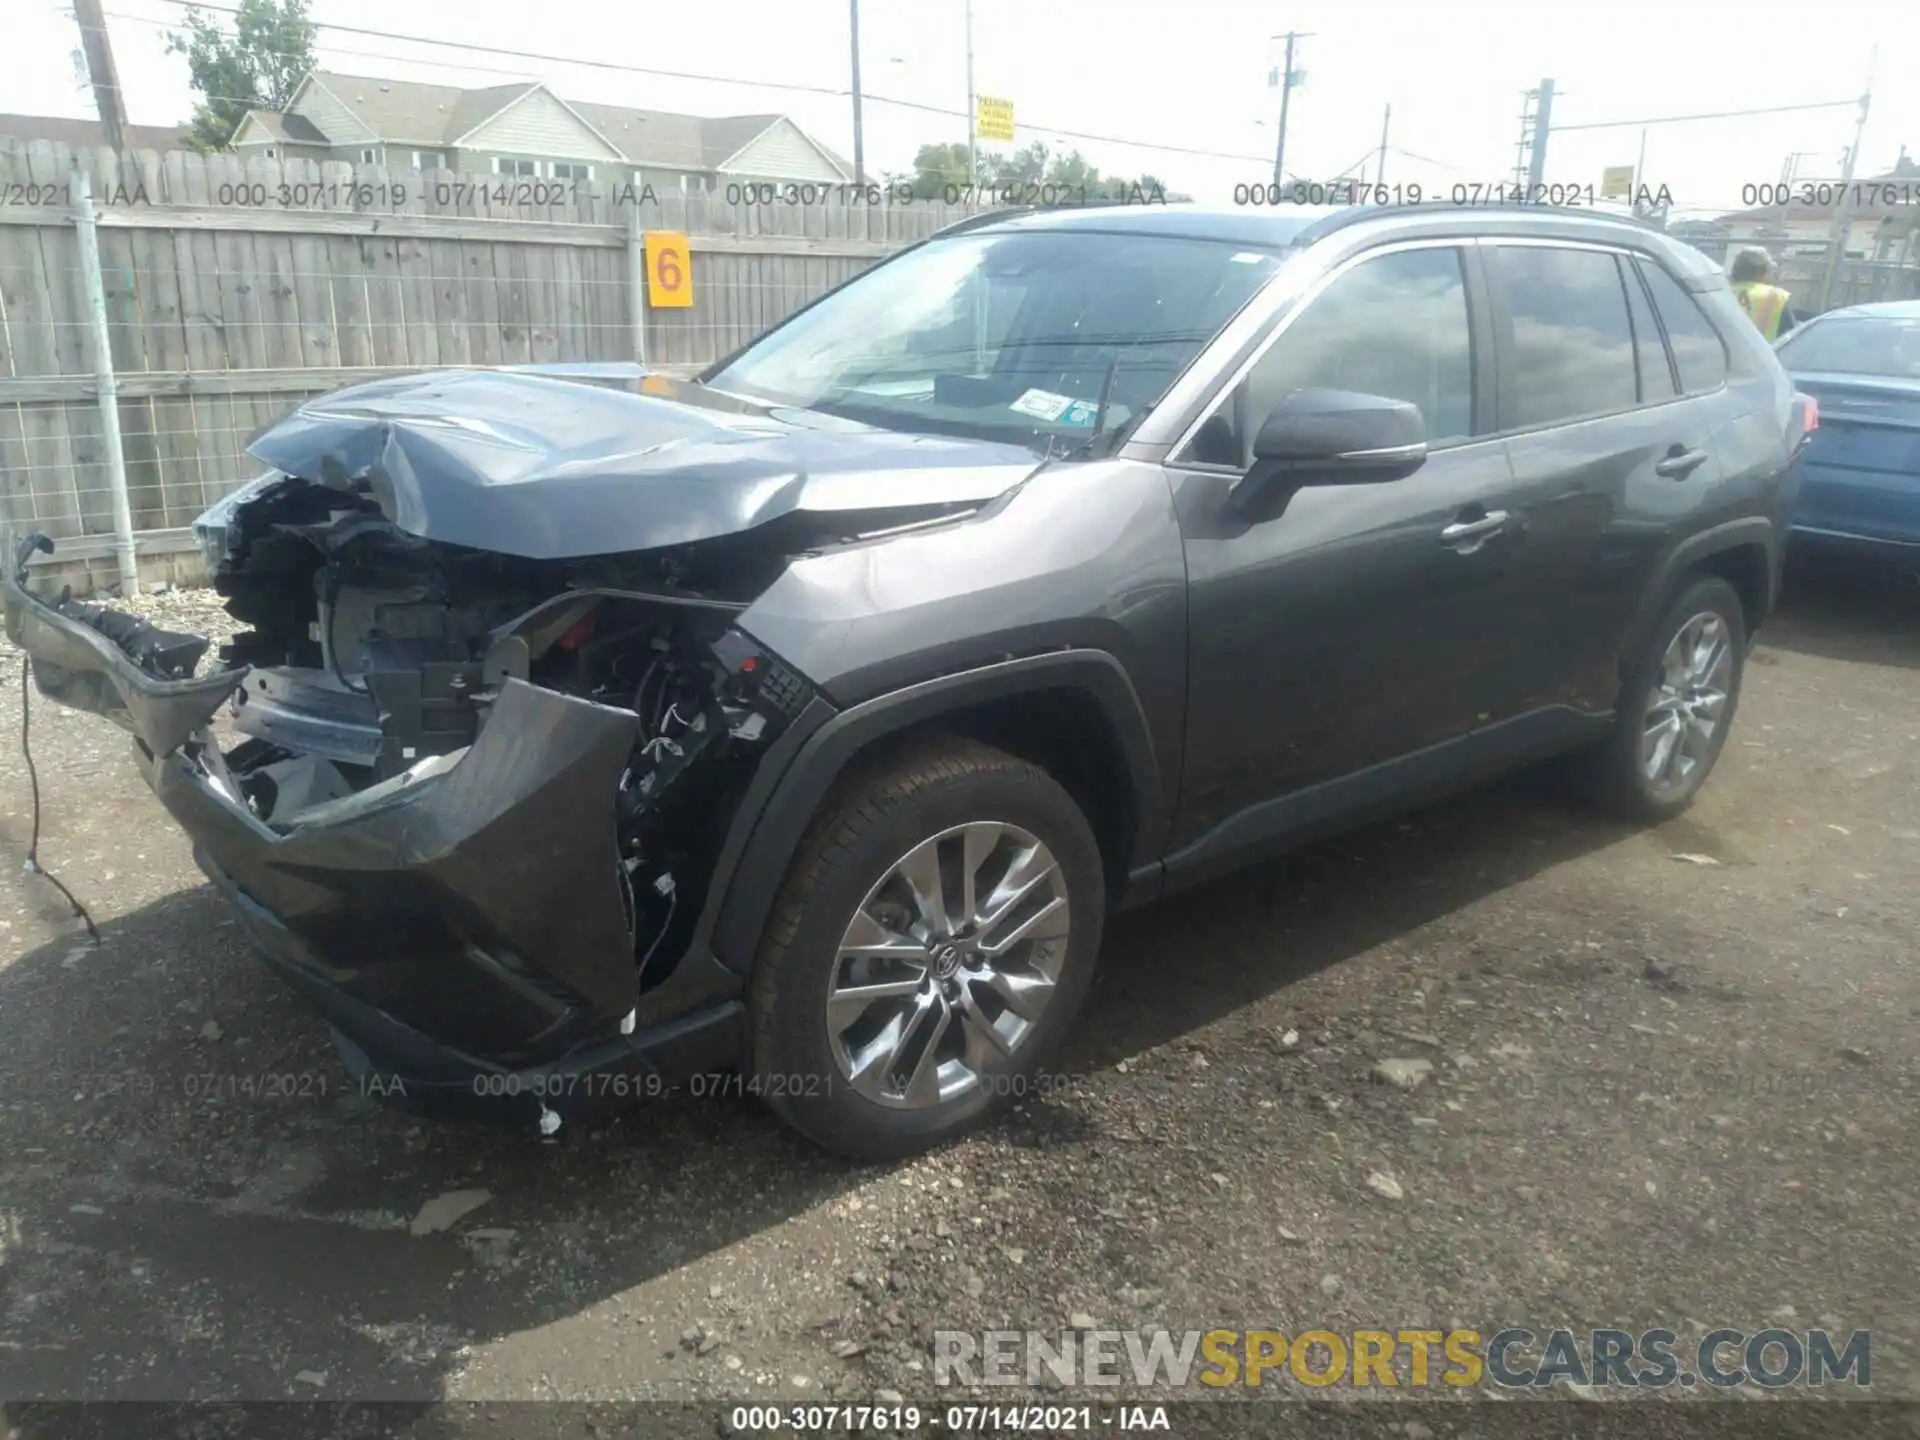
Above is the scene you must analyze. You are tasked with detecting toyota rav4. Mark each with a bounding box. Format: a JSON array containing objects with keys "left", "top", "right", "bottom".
[{"left": 4, "top": 203, "right": 1807, "bottom": 1157}]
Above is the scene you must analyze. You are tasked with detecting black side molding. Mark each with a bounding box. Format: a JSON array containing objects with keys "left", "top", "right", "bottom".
[
  {"left": 707, "top": 650, "right": 1164, "bottom": 975},
  {"left": 1160, "top": 704, "right": 1612, "bottom": 893}
]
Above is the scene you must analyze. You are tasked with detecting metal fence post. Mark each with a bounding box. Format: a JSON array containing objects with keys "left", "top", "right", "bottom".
[
  {"left": 71, "top": 170, "right": 139, "bottom": 594},
  {"left": 627, "top": 203, "right": 650, "bottom": 368}
]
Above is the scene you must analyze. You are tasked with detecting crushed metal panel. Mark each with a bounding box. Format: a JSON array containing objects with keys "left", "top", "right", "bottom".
[{"left": 242, "top": 369, "right": 1043, "bottom": 560}]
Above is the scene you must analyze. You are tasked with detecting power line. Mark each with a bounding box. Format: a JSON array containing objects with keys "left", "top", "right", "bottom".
[
  {"left": 115, "top": 0, "right": 1288, "bottom": 167},
  {"left": 1549, "top": 99, "right": 1862, "bottom": 133},
  {"left": 127, "top": 0, "right": 866, "bottom": 102},
  {"left": 83, "top": 10, "right": 716, "bottom": 164},
  {"left": 1388, "top": 144, "right": 1473, "bottom": 175}
]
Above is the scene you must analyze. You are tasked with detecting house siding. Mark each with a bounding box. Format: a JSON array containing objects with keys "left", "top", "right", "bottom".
[
  {"left": 631, "top": 167, "right": 713, "bottom": 193},
  {"left": 455, "top": 150, "right": 608, "bottom": 179},
  {"left": 291, "top": 81, "right": 375, "bottom": 144},
  {"left": 244, "top": 142, "right": 331, "bottom": 163},
  {"left": 229, "top": 122, "right": 331, "bottom": 164},
  {"left": 458, "top": 90, "right": 621, "bottom": 161},
  {"left": 721, "top": 120, "right": 845, "bottom": 182}
]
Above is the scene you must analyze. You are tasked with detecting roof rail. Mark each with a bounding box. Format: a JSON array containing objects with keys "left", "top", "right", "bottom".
[{"left": 1289, "top": 200, "right": 1664, "bottom": 249}]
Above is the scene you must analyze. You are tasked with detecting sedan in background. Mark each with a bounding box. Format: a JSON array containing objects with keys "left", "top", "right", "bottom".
[{"left": 1776, "top": 300, "right": 1920, "bottom": 558}]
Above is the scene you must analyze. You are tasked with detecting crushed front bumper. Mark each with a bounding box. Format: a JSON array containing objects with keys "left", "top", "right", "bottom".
[
  {"left": 202, "top": 847, "right": 743, "bottom": 1122},
  {"left": 4, "top": 538, "right": 748, "bottom": 1121}
]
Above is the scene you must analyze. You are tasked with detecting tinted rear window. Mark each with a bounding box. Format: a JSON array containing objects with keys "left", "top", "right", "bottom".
[
  {"left": 1776, "top": 316, "right": 1920, "bottom": 380},
  {"left": 1640, "top": 260, "right": 1729, "bottom": 392}
]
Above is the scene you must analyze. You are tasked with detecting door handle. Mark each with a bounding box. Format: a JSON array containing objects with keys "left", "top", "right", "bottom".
[
  {"left": 1654, "top": 446, "right": 1710, "bottom": 479},
  {"left": 1439, "top": 510, "right": 1509, "bottom": 548}
]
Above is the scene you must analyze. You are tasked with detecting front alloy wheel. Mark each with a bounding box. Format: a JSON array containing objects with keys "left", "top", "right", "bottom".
[
  {"left": 749, "top": 739, "right": 1104, "bottom": 1158},
  {"left": 826, "top": 822, "right": 1071, "bottom": 1109}
]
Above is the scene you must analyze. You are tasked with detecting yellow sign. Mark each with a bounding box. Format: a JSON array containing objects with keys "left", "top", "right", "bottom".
[
  {"left": 976, "top": 95, "right": 1015, "bottom": 143},
  {"left": 1601, "top": 165, "right": 1635, "bottom": 199},
  {"left": 644, "top": 230, "right": 693, "bottom": 308}
]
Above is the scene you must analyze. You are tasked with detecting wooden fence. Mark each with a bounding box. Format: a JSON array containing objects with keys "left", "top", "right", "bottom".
[{"left": 0, "top": 142, "right": 975, "bottom": 590}]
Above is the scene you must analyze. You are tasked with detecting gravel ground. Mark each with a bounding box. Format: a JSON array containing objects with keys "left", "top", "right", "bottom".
[{"left": 0, "top": 553, "right": 1916, "bottom": 1425}]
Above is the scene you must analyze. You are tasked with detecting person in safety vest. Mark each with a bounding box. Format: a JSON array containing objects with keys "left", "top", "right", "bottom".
[{"left": 1728, "top": 247, "right": 1802, "bottom": 341}]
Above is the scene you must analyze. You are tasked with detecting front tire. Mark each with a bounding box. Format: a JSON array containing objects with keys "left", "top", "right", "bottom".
[
  {"left": 1587, "top": 574, "right": 1747, "bottom": 822},
  {"left": 749, "top": 739, "right": 1105, "bottom": 1159}
]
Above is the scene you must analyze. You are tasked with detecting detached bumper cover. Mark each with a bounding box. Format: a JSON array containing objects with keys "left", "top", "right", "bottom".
[
  {"left": 5, "top": 538, "right": 739, "bottom": 1086},
  {"left": 4, "top": 541, "right": 245, "bottom": 757}
]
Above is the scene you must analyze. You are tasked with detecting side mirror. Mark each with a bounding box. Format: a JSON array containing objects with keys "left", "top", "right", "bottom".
[{"left": 1230, "top": 388, "right": 1428, "bottom": 516}]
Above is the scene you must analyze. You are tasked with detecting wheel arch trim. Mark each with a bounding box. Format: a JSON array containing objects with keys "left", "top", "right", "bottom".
[
  {"left": 708, "top": 649, "right": 1163, "bottom": 975},
  {"left": 1625, "top": 518, "right": 1778, "bottom": 670}
]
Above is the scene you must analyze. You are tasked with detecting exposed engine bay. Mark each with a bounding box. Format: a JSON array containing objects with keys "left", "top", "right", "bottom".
[{"left": 179, "top": 473, "right": 830, "bottom": 1000}]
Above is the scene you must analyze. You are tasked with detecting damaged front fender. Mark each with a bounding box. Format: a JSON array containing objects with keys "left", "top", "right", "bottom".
[{"left": 4, "top": 535, "right": 244, "bottom": 757}]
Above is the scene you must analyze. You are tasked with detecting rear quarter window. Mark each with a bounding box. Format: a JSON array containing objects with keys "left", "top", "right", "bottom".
[
  {"left": 1623, "top": 262, "right": 1677, "bottom": 403},
  {"left": 1639, "top": 259, "right": 1729, "bottom": 393}
]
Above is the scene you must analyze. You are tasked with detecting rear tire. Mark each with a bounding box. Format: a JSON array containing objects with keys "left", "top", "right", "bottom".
[
  {"left": 748, "top": 738, "right": 1105, "bottom": 1160},
  {"left": 1585, "top": 575, "right": 1747, "bottom": 823}
]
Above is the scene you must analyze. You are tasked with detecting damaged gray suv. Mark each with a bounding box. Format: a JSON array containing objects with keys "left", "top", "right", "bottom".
[{"left": 6, "top": 203, "right": 1807, "bottom": 1157}]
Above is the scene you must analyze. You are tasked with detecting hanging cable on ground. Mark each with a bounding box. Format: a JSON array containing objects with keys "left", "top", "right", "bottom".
[{"left": 17, "top": 653, "right": 101, "bottom": 944}]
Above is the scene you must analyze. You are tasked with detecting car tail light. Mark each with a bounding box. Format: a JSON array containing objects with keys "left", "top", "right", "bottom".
[{"left": 1799, "top": 393, "right": 1819, "bottom": 432}]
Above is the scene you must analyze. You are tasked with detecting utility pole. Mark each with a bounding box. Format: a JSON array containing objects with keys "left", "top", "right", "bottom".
[
  {"left": 72, "top": 173, "right": 138, "bottom": 592},
  {"left": 1526, "top": 78, "right": 1555, "bottom": 190},
  {"left": 1375, "top": 103, "right": 1391, "bottom": 188},
  {"left": 1631, "top": 126, "right": 1648, "bottom": 214},
  {"left": 72, "top": 0, "right": 128, "bottom": 153},
  {"left": 1816, "top": 53, "right": 1875, "bottom": 313},
  {"left": 849, "top": 0, "right": 865, "bottom": 185},
  {"left": 965, "top": 0, "right": 976, "bottom": 185},
  {"left": 1269, "top": 31, "right": 1311, "bottom": 187}
]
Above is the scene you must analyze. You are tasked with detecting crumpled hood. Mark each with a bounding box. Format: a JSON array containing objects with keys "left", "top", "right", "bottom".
[{"left": 242, "top": 367, "right": 1047, "bottom": 560}]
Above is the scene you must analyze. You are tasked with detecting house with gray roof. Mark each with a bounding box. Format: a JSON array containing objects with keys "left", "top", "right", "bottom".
[{"left": 231, "top": 70, "right": 853, "bottom": 190}]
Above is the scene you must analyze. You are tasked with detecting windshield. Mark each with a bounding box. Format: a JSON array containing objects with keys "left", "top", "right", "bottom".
[
  {"left": 1778, "top": 315, "right": 1920, "bottom": 380},
  {"left": 706, "top": 229, "right": 1284, "bottom": 448}
]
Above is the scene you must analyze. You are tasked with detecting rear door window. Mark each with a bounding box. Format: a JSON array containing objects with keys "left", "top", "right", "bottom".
[
  {"left": 1490, "top": 244, "right": 1639, "bottom": 428},
  {"left": 1639, "top": 260, "right": 1730, "bottom": 393}
]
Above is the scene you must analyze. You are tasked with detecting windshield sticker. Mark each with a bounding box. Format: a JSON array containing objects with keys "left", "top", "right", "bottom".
[
  {"left": 1230, "top": 252, "right": 1270, "bottom": 264},
  {"left": 1059, "top": 400, "right": 1099, "bottom": 427},
  {"left": 1010, "top": 388, "right": 1074, "bottom": 422}
]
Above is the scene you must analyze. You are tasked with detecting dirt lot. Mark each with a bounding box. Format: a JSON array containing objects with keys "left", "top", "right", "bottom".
[{"left": 1, "top": 553, "right": 1916, "bottom": 1425}]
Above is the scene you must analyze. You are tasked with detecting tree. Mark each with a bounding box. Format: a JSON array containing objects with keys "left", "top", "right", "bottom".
[
  {"left": 994, "top": 141, "right": 1053, "bottom": 186},
  {"left": 166, "top": 0, "right": 316, "bottom": 153},
  {"left": 903, "top": 138, "right": 1177, "bottom": 203},
  {"left": 901, "top": 142, "right": 973, "bottom": 199}
]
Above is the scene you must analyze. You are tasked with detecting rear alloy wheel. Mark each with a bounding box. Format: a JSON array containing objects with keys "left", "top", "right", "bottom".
[
  {"left": 750, "top": 741, "right": 1104, "bottom": 1158},
  {"left": 1638, "top": 609, "right": 1736, "bottom": 803},
  {"left": 1587, "top": 575, "right": 1747, "bottom": 822}
]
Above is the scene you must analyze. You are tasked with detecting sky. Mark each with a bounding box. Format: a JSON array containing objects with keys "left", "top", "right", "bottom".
[{"left": 7, "top": 0, "right": 1915, "bottom": 219}]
